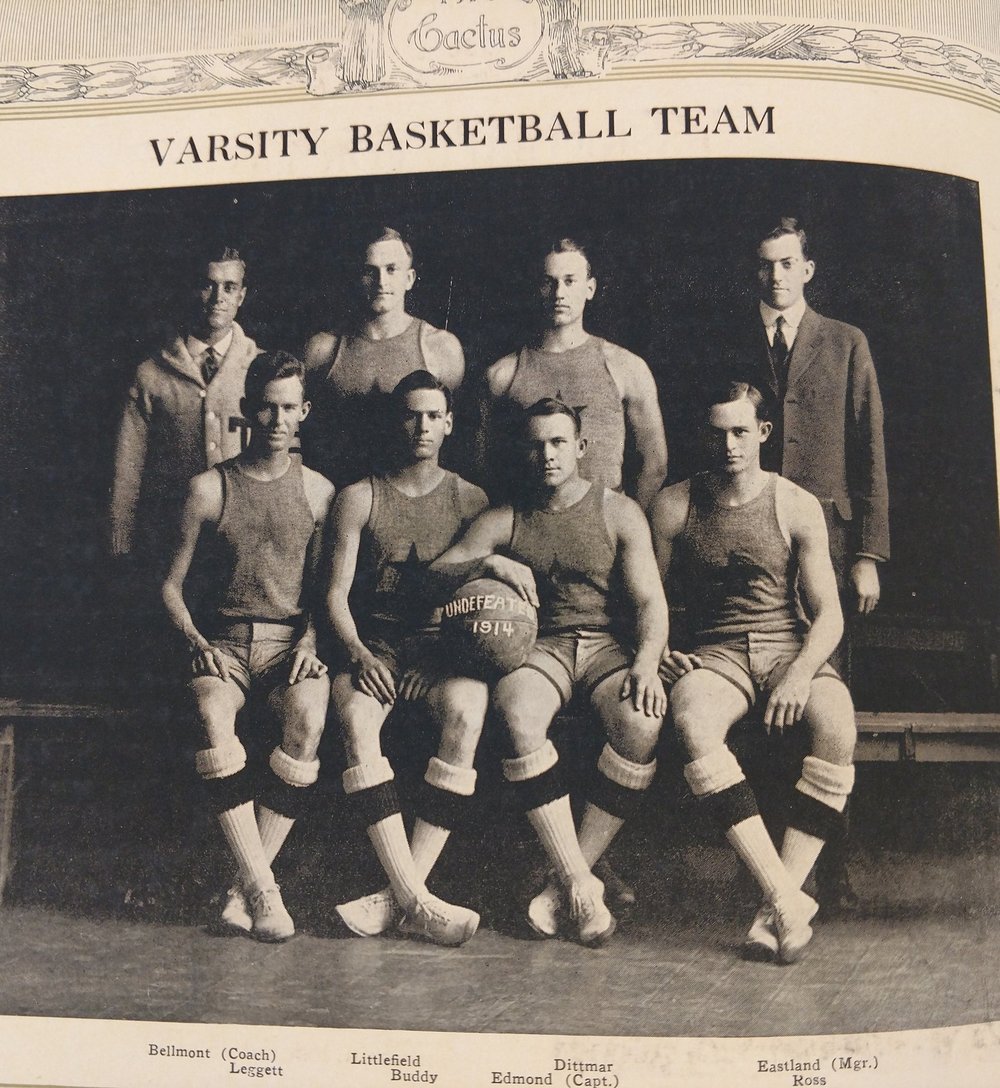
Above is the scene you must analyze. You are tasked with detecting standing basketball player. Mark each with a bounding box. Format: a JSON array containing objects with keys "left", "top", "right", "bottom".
[
  {"left": 303, "top": 227, "right": 465, "bottom": 488},
  {"left": 325, "top": 370, "right": 490, "bottom": 945},
  {"left": 480, "top": 238, "right": 667, "bottom": 511},
  {"left": 649, "top": 381, "right": 856, "bottom": 963},
  {"left": 161, "top": 352, "right": 334, "bottom": 941},
  {"left": 432, "top": 398, "right": 668, "bottom": 946}
]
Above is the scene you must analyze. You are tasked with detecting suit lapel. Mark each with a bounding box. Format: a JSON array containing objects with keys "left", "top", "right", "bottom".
[{"left": 786, "top": 305, "right": 822, "bottom": 389}]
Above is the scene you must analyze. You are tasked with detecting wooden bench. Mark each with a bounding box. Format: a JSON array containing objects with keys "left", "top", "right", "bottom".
[
  {"left": 2, "top": 698, "right": 999, "bottom": 906},
  {"left": 0, "top": 698, "right": 129, "bottom": 905}
]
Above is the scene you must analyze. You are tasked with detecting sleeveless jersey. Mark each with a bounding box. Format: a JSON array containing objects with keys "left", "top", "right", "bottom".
[
  {"left": 213, "top": 458, "right": 318, "bottom": 622},
  {"left": 677, "top": 472, "right": 800, "bottom": 641},
  {"left": 309, "top": 318, "right": 429, "bottom": 487},
  {"left": 505, "top": 336, "right": 626, "bottom": 490},
  {"left": 355, "top": 470, "right": 469, "bottom": 633},
  {"left": 509, "top": 483, "right": 616, "bottom": 633}
]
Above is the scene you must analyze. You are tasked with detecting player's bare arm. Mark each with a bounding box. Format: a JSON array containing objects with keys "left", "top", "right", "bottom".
[
  {"left": 648, "top": 481, "right": 703, "bottom": 682},
  {"left": 609, "top": 348, "right": 668, "bottom": 512},
  {"left": 765, "top": 478, "right": 845, "bottom": 732},
  {"left": 161, "top": 470, "right": 228, "bottom": 679},
  {"left": 287, "top": 468, "right": 336, "bottom": 683},
  {"left": 473, "top": 356, "right": 518, "bottom": 484},
  {"left": 421, "top": 326, "right": 466, "bottom": 390},
  {"left": 606, "top": 491, "right": 669, "bottom": 716},
  {"left": 429, "top": 505, "right": 539, "bottom": 606},
  {"left": 325, "top": 479, "right": 396, "bottom": 704}
]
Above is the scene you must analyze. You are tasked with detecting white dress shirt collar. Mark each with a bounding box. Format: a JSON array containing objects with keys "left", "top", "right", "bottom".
[
  {"left": 186, "top": 327, "right": 234, "bottom": 360},
  {"left": 759, "top": 297, "right": 807, "bottom": 346}
]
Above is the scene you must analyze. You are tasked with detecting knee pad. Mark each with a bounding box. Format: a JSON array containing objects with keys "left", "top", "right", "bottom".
[
  {"left": 587, "top": 744, "right": 657, "bottom": 821},
  {"left": 786, "top": 788, "right": 845, "bottom": 843},
  {"left": 261, "top": 747, "right": 320, "bottom": 820},
  {"left": 700, "top": 780, "right": 760, "bottom": 830},
  {"left": 683, "top": 746, "right": 743, "bottom": 798},
  {"left": 201, "top": 766, "right": 256, "bottom": 813},
  {"left": 502, "top": 741, "right": 566, "bottom": 812},
  {"left": 270, "top": 746, "right": 320, "bottom": 787},
  {"left": 194, "top": 738, "right": 247, "bottom": 781},
  {"left": 799, "top": 756, "right": 855, "bottom": 811},
  {"left": 343, "top": 758, "right": 399, "bottom": 828}
]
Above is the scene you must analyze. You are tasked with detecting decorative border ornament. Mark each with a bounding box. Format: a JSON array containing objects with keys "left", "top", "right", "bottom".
[{"left": 0, "top": 18, "right": 998, "bottom": 106}]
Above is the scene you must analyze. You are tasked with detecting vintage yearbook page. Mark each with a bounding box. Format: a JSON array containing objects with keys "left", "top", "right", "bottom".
[{"left": 0, "top": 1, "right": 997, "bottom": 1086}]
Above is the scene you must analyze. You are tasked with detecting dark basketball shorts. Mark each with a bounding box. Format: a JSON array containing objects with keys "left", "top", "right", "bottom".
[
  {"left": 192, "top": 620, "right": 309, "bottom": 695},
  {"left": 679, "top": 631, "right": 844, "bottom": 708},
  {"left": 520, "top": 629, "right": 632, "bottom": 707},
  {"left": 364, "top": 629, "right": 458, "bottom": 685}
]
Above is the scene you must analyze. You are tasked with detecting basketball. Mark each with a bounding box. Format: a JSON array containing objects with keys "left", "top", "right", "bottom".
[{"left": 441, "top": 577, "right": 538, "bottom": 679}]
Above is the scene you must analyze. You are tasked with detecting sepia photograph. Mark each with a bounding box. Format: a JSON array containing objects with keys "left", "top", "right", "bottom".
[
  {"left": 0, "top": 155, "right": 997, "bottom": 1042},
  {"left": 0, "top": 2, "right": 998, "bottom": 1086}
]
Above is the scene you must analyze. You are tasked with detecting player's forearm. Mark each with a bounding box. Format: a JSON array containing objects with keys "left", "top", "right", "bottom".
[
  {"left": 634, "top": 454, "right": 668, "bottom": 514},
  {"left": 632, "top": 596, "right": 670, "bottom": 670},
  {"left": 326, "top": 592, "right": 368, "bottom": 661},
  {"left": 424, "top": 556, "right": 492, "bottom": 600},
  {"left": 795, "top": 607, "right": 844, "bottom": 677},
  {"left": 162, "top": 582, "right": 209, "bottom": 652},
  {"left": 295, "top": 619, "right": 318, "bottom": 654}
]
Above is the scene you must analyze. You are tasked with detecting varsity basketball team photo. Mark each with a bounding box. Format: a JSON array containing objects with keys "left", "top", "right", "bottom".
[{"left": 0, "top": 156, "right": 997, "bottom": 1040}]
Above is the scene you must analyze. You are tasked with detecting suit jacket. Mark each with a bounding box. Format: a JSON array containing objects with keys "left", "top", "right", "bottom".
[
  {"left": 110, "top": 322, "right": 261, "bottom": 559},
  {"left": 729, "top": 304, "right": 889, "bottom": 563}
]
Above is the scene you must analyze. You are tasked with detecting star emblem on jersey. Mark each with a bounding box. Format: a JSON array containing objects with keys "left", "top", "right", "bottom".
[
  {"left": 554, "top": 389, "right": 587, "bottom": 417},
  {"left": 379, "top": 541, "right": 424, "bottom": 595}
]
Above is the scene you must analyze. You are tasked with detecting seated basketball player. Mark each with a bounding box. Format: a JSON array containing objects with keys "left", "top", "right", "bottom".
[
  {"left": 431, "top": 398, "right": 668, "bottom": 947},
  {"left": 161, "top": 351, "right": 335, "bottom": 942},
  {"left": 649, "top": 381, "right": 856, "bottom": 963},
  {"left": 326, "top": 370, "right": 490, "bottom": 946}
]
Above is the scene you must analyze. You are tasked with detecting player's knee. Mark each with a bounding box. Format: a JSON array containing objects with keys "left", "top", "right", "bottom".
[
  {"left": 438, "top": 699, "right": 486, "bottom": 752},
  {"left": 609, "top": 712, "right": 662, "bottom": 764}
]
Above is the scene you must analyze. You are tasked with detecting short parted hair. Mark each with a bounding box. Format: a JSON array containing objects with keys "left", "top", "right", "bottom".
[
  {"left": 196, "top": 245, "right": 247, "bottom": 280},
  {"left": 759, "top": 216, "right": 810, "bottom": 260},
  {"left": 523, "top": 396, "right": 583, "bottom": 437},
  {"left": 543, "top": 236, "right": 594, "bottom": 278},
  {"left": 243, "top": 350, "right": 305, "bottom": 407},
  {"left": 706, "top": 380, "right": 772, "bottom": 423},
  {"left": 390, "top": 368, "right": 453, "bottom": 414},
  {"left": 363, "top": 226, "right": 414, "bottom": 264}
]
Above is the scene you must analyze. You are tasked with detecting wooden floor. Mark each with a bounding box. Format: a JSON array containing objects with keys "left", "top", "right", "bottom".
[
  {"left": 1, "top": 845, "right": 997, "bottom": 1037},
  {"left": 0, "top": 726, "right": 997, "bottom": 1038}
]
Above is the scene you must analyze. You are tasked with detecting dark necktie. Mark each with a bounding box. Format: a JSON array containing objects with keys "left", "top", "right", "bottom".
[
  {"left": 771, "top": 315, "right": 789, "bottom": 389},
  {"left": 201, "top": 347, "right": 218, "bottom": 386}
]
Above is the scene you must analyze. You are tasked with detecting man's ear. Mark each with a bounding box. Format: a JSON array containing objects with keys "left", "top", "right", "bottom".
[
  {"left": 577, "top": 435, "right": 588, "bottom": 458},
  {"left": 803, "top": 259, "right": 816, "bottom": 285},
  {"left": 759, "top": 420, "right": 773, "bottom": 443},
  {"left": 299, "top": 399, "right": 312, "bottom": 421}
]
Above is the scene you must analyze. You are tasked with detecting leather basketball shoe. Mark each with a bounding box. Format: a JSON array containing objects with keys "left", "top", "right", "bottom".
[
  {"left": 336, "top": 887, "right": 399, "bottom": 937},
  {"left": 773, "top": 890, "right": 819, "bottom": 964},
  {"left": 250, "top": 884, "right": 295, "bottom": 943},
  {"left": 219, "top": 884, "right": 252, "bottom": 934},
  {"left": 527, "top": 881, "right": 563, "bottom": 938},
  {"left": 743, "top": 903, "right": 779, "bottom": 961},
  {"left": 568, "top": 877, "right": 616, "bottom": 948},
  {"left": 399, "top": 893, "right": 480, "bottom": 947}
]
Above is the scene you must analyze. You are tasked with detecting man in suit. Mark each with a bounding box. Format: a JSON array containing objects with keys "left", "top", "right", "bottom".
[
  {"left": 739, "top": 217, "right": 889, "bottom": 639},
  {"left": 730, "top": 216, "right": 889, "bottom": 910}
]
